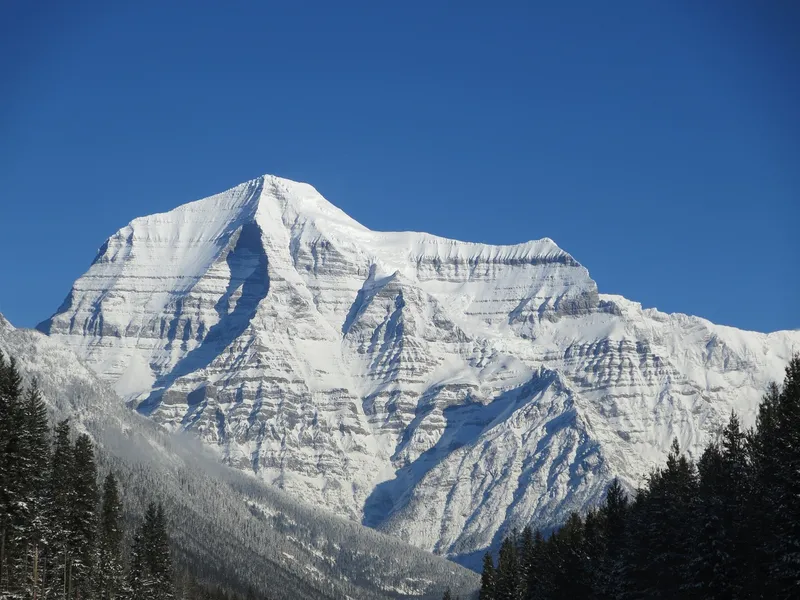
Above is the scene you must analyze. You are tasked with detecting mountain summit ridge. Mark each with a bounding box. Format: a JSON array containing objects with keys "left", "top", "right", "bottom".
[{"left": 38, "top": 174, "right": 800, "bottom": 563}]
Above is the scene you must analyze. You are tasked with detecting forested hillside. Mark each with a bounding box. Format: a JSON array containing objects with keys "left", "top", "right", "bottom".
[
  {"left": 476, "top": 356, "right": 800, "bottom": 599},
  {"left": 0, "top": 315, "right": 480, "bottom": 600},
  {"left": 0, "top": 353, "right": 279, "bottom": 599},
  {"left": 0, "top": 355, "right": 175, "bottom": 598}
]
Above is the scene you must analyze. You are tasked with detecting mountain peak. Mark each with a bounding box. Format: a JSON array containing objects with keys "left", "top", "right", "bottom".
[{"left": 36, "top": 175, "right": 800, "bottom": 564}]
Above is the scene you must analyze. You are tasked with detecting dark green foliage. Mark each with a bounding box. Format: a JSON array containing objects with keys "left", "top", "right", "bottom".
[
  {"left": 517, "top": 526, "right": 534, "bottom": 593},
  {"left": 138, "top": 501, "right": 174, "bottom": 600},
  {"left": 21, "top": 381, "right": 51, "bottom": 598},
  {"left": 479, "top": 355, "right": 800, "bottom": 599},
  {"left": 523, "top": 529, "right": 549, "bottom": 600},
  {"left": 479, "top": 552, "right": 496, "bottom": 600},
  {"left": 748, "top": 357, "right": 800, "bottom": 598},
  {"left": 49, "top": 418, "right": 76, "bottom": 598},
  {"left": 71, "top": 433, "right": 99, "bottom": 598},
  {"left": 495, "top": 536, "right": 519, "bottom": 600},
  {"left": 0, "top": 354, "right": 25, "bottom": 593},
  {"left": 129, "top": 527, "right": 149, "bottom": 600},
  {"left": 98, "top": 473, "right": 124, "bottom": 600},
  {"left": 623, "top": 438, "right": 698, "bottom": 598},
  {"left": 0, "top": 350, "right": 178, "bottom": 600}
]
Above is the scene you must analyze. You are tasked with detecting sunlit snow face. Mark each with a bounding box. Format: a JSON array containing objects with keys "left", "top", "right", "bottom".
[{"left": 35, "top": 174, "right": 800, "bottom": 561}]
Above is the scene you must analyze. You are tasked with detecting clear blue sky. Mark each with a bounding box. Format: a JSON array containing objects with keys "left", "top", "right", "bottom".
[{"left": 1, "top": 1, "right": 797, "bottom": 332}]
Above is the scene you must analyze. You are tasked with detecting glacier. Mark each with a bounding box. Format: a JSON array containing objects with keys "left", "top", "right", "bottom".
[{"left": 38, "top": 174, "right": 800, "bottom": 563}]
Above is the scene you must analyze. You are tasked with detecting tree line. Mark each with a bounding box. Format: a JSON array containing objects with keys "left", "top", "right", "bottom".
[
  {"left": 477, "top": 356, "right": 800, "bottom": 600},
  {"left": 0, "top": 352, "right": 177, "bottom": 600}
]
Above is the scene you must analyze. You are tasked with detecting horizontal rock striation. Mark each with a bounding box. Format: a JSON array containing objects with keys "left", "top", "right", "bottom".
[{"left": 39, "top": 175, "right": 800, "bottom": 563}]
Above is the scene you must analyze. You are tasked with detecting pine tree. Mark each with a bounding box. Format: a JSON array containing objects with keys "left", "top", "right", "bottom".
[
  {"left": 622, "top": 440, "right": 698, "bottom": 598},
  {"left": 524, "top": 529, "right": 551, "bottom": 600},
  {"left": 687, "top": 442, "right": 727, "bottom": 598},
  {"left": 598, "top": 477, "right": 627, "bottom": 598},
  {"left": 582, "top": 510, "right": 605, "bottom": 597},
  {"left": 517, "top": 526, "right": 534, "bottom": 597},
  {"left": 48, "top": 419, "right": 75, "bottom": 599},
  {"left": 495, "top": 536, "right": 519, "bottom": 600},
  {"left": 132, "top": 502, "right": 175, "bottom": 600},
  {"left": 479, "top": 551, "right": 496, "bottom": 600},
  {"left": 689, "top": 412, "right": 749, "bottom": 598},
  {"left": 151, "top": 503, "right": 174, "bottom": 599},
  {"left": 747, "top": 381, "right": 784, "bottom": 598},
  {"left": 474, "top": 355, "right": 800, "bottom": 600},
  {"left": 129, "top": 526, "right": 150, "bottom": 600},
  {"left": 0, "top": 354, "right": 25, "bottom": 593},
  {"left": 751, "top": 357, "right": 800, "bottom": 596},
  {"left": 552, "top": 512, "right": 590, "bottom": 598},
  {"left": 20, "top": 381, "right": 51, "bottom": 600},
  {"left": 442, "top": 588, "right": 453, "bottom": 600},
  {"left": 98, "top": 473, "right": 124, "bottom": 600},
  {"left": 71, "top": 433, "right": 99, "bottom": 599}
]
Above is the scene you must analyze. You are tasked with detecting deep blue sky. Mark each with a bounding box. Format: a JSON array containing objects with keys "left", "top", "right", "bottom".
[{"left": 1, "top": 1, "right": 797, "bottom": 332}]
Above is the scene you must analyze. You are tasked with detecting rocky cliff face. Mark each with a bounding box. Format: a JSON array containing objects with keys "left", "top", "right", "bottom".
[{"left": 39, "top": 175, "right": 800, "bottom": 562}]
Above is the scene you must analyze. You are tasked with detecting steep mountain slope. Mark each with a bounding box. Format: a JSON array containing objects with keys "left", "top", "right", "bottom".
[
  {"left": 39, "top": 175, "right": 800, "bottom": 562},
  {"left": 0, "top": 315, "right": 479, "bottom": 599}
]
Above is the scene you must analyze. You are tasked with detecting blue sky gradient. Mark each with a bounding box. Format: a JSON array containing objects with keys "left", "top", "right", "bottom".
[{"left": 1, "top": 1, "right": 797, "bottom": 331}]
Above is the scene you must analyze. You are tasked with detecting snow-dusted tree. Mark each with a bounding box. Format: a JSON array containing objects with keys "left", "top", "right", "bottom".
[
  {"left": 749, "top": 357, "right": 800, "bottom": 596},
  {"left": 150, "top": 503, "right": 174, "bottom": 600},
  {"left": 70, "top": 433, "right": 98, "bottom": 598},
  {"left": 129, "top": 526, "right": 151, "bottom": 600},
  {"left": 495, "top": 536, "right": 519, "bottom": 600},
  {"left": 98, "top": 473, "right": 124, "bottom": 600},
  {"left": 479, "top": 552, "right": 496, "bottom": 600},
  {"left": 21, "top": 381, "right": 51, "bottom": 599},
  {"left": 48, "top": 419, "right": 75, "bottom": 598},
  {"left": 0, "top": 353, "right": 25, "bottom": 594}
]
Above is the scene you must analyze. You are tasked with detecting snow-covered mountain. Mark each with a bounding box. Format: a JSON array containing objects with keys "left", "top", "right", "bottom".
[
  {"left": 38, "top": 174, "right": 800, "bottom": 563},
  {"left": 0, "top": 313, "right": 479, "bottom": 599}
]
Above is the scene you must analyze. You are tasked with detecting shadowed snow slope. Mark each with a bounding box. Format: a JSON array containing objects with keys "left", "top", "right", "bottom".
[
  {"left": 38, "top": 175, "right": 800, "bottom": 564},
  {"left": 0, "top": 315, "right": 479, "bottom": 599}
]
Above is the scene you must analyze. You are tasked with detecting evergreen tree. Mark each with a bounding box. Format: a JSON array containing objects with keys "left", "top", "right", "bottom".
[
  {"left": 495, "top": 536, "right": 519, "bottom": 600},
  {"left": 552, "top": 512, "right": 590, "bottom": 598},
  {"left": 48, "top": 419, "right": 75, "bottom": 599},
  {"left": 581, "top": 510, "right": 605, "bottom": 598},
  {"left": 475, "top": 356, "right": 800, "bottom": 600},
  {"left": 132, "top": 502, "right": 175, "bottom": 600},
  {"left": 749, "top": 357, "right": 800, "bottom": 597},
  {"left": 21, "top": 381, "right": 51, "bottom": 600},
  {"left": 517, "top": 526, "right": 534, "bottom": 597},
  {"left": 70, "top": 433, "right": 99, "bottom": 599},
  {"left": 625, "top": 440, "right": 698, "bottom": 598},
  {"left": 98, "top": 473, "right": 124, "bottom": 600},
  {"left": 747, "top": 381, "right": 784, "bottom": 598},
  {"left": 687, "top": 442, "right": 727, "bottom": 598},
  {"left": 0, "top": 354, "right": 25, "bottom": 593},
  {"left": 598, "top": 477, "right": 627, "bottom": 598},
  {"left": 129, "top": 527, "right": 151, "bottom": 600},
  {"left": 0, "top": 347, "right": 264, "bottom": 600},
  {"left": 151, "top": 503, "right": 174, "bottom": 599},
  {"left": 524, "top": 529, "right": 551, "bottom": 600},
  {"left": 688, "top": 412, "right": 750, "bottom": 598},
  {"left": 479, "top": 552, "right": 496, "bottom": 600}
]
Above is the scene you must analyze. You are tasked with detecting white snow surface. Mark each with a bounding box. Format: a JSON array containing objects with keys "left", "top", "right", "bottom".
[
  {"left": 39, "top": 175, "right": 800, "bottom": 561},
  {"left": 0, "top": 315, "right": 479, "bottom": 599}
]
